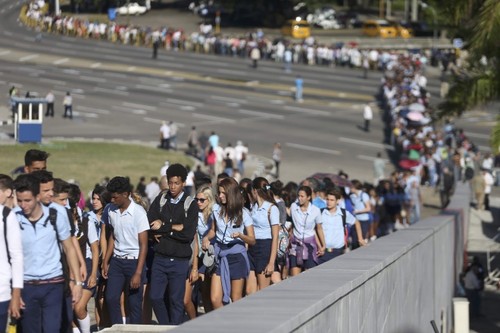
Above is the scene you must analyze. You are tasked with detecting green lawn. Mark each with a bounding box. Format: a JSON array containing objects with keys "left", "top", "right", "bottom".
[{"left": 0, "top": 141, "right": 193, "bottom": 196}]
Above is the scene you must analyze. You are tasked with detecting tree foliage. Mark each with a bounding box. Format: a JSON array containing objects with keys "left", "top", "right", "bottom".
[{"left": 436, "top": 0, "right": 500, "bottom": 151}]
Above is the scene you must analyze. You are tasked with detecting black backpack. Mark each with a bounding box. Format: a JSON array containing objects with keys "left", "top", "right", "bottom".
[{"left": 2, "top": 206, "right": 11, "bottom": 264}]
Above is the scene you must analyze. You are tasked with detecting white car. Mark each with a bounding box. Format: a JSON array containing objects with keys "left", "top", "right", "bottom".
[{"left": 117, "top": 3, "right": 148, "bottom": 16}]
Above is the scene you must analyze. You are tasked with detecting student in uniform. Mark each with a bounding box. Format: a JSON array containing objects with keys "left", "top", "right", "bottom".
[
  {"left": 246, "top": 177, "right": 280, "bottom": 295},
  {"left": 289, "top": 185, "right": 326, "bottom": 276},
  {"left": 202, "top": 177, "right": 255, "bottom": 309},
  {"left": 13, "top": 174, "right": 83, "bottom": 333},
  {"left": 0, "top": 203, "right": 23, "bottom": 332},
  {"left": 23, "top": 149, "right": 49, "bottom": 173},
  {"left": 102, "top": 177, "right": 149, "bottom": 325},
  {"left": 0, "top": 174, "right": 16, "bottom": 208},
  {"left": 320, "top": 188, "right": 365, "bottom": 264},
  {"left": 66, "top": 184, "right": 100, "bottom": 333},
  {"left": 184, "top": 185, "right": 216, "bottom": 318},
  {"left": 87, "top": 185, "right": 111, "bottom": 330},
  {"left": 349, "top": 180, "right": 372, "bottom": 249},
  {"left": 148, "top": 164, "right": 198, "bottom": 325}
]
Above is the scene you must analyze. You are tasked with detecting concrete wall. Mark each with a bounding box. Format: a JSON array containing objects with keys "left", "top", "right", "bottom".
[{"left": 102, "top": 183, "right": 470, "bottom": 333}]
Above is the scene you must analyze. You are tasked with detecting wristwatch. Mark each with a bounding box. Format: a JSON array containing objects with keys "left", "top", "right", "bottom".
[{"left": 71, "top": 279, "right": 85, "bottom": 286}]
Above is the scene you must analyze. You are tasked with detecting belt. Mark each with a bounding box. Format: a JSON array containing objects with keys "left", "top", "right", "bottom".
[
  {"left": 325, "top": 248, "right": 344, "bottom": 253},
  {"left": 25, "top": 276, "right": 65, "bottom": 285},
  {"left": 113, "top": 254, "right": 138, "bottom": 260}
]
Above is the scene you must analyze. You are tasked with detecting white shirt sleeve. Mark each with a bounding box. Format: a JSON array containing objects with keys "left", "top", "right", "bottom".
[{"left": 7, "top": 210, "right": 23, "bottom": 289}]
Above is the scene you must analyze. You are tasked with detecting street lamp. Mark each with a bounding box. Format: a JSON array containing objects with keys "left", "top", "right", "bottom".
[{"left": 419, "top": 1, "right": 437, "bottom": 42}]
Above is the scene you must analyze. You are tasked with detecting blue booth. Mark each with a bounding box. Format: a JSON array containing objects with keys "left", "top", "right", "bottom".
[{"left": 14, "top": 98, "right": 46, "bottom": 143}]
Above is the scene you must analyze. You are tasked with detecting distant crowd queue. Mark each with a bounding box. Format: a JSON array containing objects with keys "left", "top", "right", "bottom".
[{"left": 22, "top": 2, "right": 462, "bottom": 72}]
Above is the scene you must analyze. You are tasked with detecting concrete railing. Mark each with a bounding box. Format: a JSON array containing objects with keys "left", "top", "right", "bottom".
[{"left": 102, "top": 183, "right": 470, "bottom": 333}]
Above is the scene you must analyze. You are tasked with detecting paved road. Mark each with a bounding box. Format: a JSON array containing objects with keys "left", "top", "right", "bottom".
[{"left": 0, "top": 0, "right": 495, "bottom": 185}]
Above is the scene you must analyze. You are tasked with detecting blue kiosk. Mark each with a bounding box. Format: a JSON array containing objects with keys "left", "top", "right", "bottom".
[{"left": 13, "top": 97, "right": 46, "bottom": 143}]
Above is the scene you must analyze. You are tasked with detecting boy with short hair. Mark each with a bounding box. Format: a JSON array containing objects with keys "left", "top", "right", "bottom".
[{"left": 102, "top": 177, "right": 149, "bottom": 324}]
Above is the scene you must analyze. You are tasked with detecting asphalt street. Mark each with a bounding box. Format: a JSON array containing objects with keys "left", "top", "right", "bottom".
[{"left": 0, "top": 0, "right": 495, "bottom": 184}]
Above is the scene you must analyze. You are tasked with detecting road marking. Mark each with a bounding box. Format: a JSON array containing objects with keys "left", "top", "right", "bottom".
[
  {"left": 286, "top": 143, "right": 340, "bottom": 155},
  {"left": 81, "top": 76, "right": 107, "bottom": 83},
  {"left": 239, "top": 109, "right": 284, "bottom": 119},
  {"left": 78, "top": 106, "right": 110, "bottom": 115},
  {"left": 135, "top": 84, "right": 173, "bottom": 93},
  {"left": 19, "top": 54, "right": 39, "bottom": 62},
  {"left": 0, "top": 50, "right": 11, "bottom": 56},
  {"left": 94, "top": 87, "right": 130, "bottom": 96},
  {"left": 112, "top": 105, "right": 147, "bottom": 115},
  {"left": 123, "top": 102, "right": 157, "bottom": 112},
  {"left": 216, "top": 69, "right": 246, "bottom": 75},
  {"left": 144, "top": 117, "right": 164, "bottom": 124},
  {"left": 357, "top": 155, "right": 390, "bottom": 163},
  {"left": 73, "top": 111, "right": 98, "bottom": 118},
  {"left": 284, "top": 106, "right": 330, "bottom": 116},
  {"left": 53, "top": 58, "right": 69, "bottom": 65},
  {"left": 246, "top": 80, "right": 259, "bottom": 86},
  {"left": 339, "top": 137, "right": 394, "bottom": 151},
  {"left": 63, "top": 69, "right": 80, "bottom": 75},
  {"left": 40, "top": 78, "right": 66, "bottom": 86},
  {"left": 466, "top": 132, "right": 490, "bottom": 140},
  {"left": 103, "top": 72, "right": 127, "bottom": 78},
  {"left": 127, "top": 66, "right": 136, "bottom": 71},
  {"left": 165, "top": 98, "right": 203, "bottom": 108},
  {"left": 212, "top": 96, "right": 246, "bottom": 104},
  {"left": 192, "top": 113, "right": 235, "bottom": 123},
  {"left": 270, "top": 100, "right": 285, "bottom": 105},
  {"left": 90, "top": 62, "right": 102, "bottom": 68}
]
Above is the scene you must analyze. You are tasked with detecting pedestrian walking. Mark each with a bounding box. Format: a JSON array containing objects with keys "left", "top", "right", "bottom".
[
  {"left": 45, "top": 90, "right": 55, "bottom": 117},
  {"left": 272, "top": 143, "right": 282, "bottom": 179},
  {"left": 148, "top": 164, "right": 197, "bottom": 325},
  {"left": 63, "top": 91, "right": 73, "bottom": 119},
  {"left": 250, "top": 47, "right": 261, "bottom": 68},
  {"left": 159, "top": 121, "right": 170, "bottom": 150},
  {"left": 295, "top": 75, "right": 303, "bottom": 102},
  {"left": 363, "top": 103, "right": 373, "bottom": 132},
  {"left": 169, "top": 121, "right": 178, "bottom": 150},
  {"left": 373, "top": 152, "right": 385, "bottom": 185},
  {"left": 102, "top": 177, "right": 149, "bottom": 325}
]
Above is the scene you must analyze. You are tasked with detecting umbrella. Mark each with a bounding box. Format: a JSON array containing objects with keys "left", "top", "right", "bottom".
[
  {"left": 408, "top": 103, "right": 425, "bottom": 112},
  {"left": 407, "top": 111, "right": 424, "bottom": 121},
  {"left": 399, "top": 159, "right": 420, "bottom": 170},
  {"left": 309, "top": 173, "right": 352, "bottom": 188}
]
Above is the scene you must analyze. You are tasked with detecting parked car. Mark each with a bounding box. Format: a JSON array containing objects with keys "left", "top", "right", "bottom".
[
  {"left": 281, "top": 19, "right": 311, "bottom": 39},
  {"left": 362, "top": 19, "right": 398, "bottom": 38},
  {"left": 387, "top": 20, "right": 413, "bottom": 38},
  {"left": 117, "top": 2, "right": 148, "bottom": 16},
  {"left": 404, "top": 21, "right": 435, "bottom": 37},
  {"left": 336, "top": 11, "right": 363, "bottom": 28}
]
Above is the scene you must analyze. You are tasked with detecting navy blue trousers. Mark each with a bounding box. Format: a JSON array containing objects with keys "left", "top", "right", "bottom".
[
  {"left": 105, "top": 258, "right": 144, "bottom": 324},
  {"left": 0, "top": 300, "right": 8, "bottom": 333},
  {"left": 149, "top": 256, "right": 189, "bottom": 325},
  {"left": 21, "top": 283, "right": 64, "bottom": 333}
]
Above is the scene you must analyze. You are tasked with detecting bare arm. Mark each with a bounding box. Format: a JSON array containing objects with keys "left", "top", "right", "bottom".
[
  {"left": 61, "top": 238, "right": 83, "bottom": 304},
  {"left": 130, "top": 231, "right": 148, "bottom": 289}
]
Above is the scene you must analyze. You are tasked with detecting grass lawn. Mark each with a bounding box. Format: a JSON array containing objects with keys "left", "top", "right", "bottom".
[{"left": 0, "top": 141, "right": 193, "bottom": 196}]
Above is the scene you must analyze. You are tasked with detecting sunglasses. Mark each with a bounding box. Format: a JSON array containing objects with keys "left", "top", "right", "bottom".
[{"left": 194, "top": 198, "right": 207, "bottom": 203}]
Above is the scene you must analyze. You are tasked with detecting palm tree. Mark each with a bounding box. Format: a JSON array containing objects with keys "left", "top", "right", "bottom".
[{"left": 436, "top": 0, "right": 500, "bottom": 152}]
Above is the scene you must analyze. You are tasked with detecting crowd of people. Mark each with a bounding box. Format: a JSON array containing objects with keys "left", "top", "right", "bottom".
[
  {"left": 0, "top": 144, "right": 438, "bottom": 332},
  {"left": 21, "top": 3, "right": 463, "bottom": 73}
]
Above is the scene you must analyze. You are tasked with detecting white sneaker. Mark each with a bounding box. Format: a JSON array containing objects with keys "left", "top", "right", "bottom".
[{"left": 370, "top": 235, "right": 377, "bottom": 242}]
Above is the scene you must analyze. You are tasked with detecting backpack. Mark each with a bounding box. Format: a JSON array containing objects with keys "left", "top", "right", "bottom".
[
  {"left": 2, "top": 206, "right": 11, "bottom": 264},
  {"left": 267, "top": 205, "right": 289, "bottom": 259},
  {"left": 159, "top": 191, "right": 194, "bottom": 219},
  {"left": 48, "top": 208, "right": 71, "bottom": 294}
]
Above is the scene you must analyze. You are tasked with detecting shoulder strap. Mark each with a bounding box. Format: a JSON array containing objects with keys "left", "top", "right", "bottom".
[
  {"left": 184, "top": 195, "right": 193, "bottom": 218},
  {"left": 341, "top": 208, "right": 348, "bottom": 249},
  {"left": 3, "top": 206, "right": 11, "bottom": 264},
  {"left": 49, "top": 207, "right": 61, "bottom": 243},
  {"left": 159, "top": 190, "right": 168, "bottom": 210}
]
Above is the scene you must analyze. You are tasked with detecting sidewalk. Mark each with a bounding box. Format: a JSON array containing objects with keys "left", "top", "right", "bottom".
[{"left": 467, "top": 186, "right": 500, "bottom": 333}]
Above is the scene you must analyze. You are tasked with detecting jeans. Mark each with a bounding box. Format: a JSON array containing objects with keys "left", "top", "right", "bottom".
[{"left": 149, "top": 256, "right": 189, "bottom": 325}]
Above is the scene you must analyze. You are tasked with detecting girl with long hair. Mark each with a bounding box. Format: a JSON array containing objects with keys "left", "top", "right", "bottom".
[
  {"left": 202, "top": 177, "right": 255, "bottom": 308},
  {"left": 246, "top": 177, "right": 280, "bottom": 294}
]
